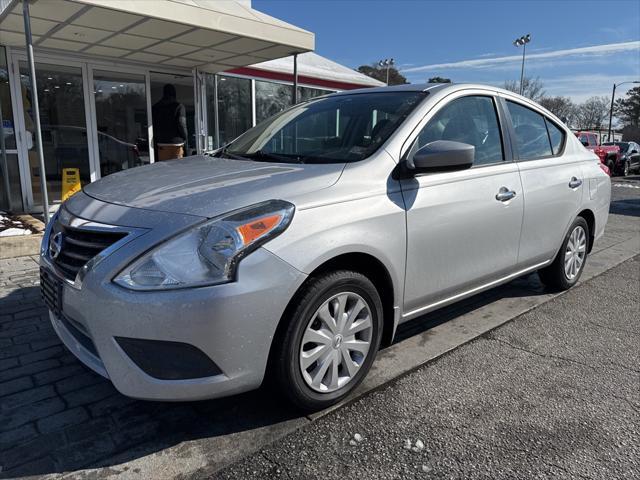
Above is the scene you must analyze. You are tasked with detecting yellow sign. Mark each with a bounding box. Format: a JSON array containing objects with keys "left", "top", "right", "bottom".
[{"left": 61, "top": 168, "right": 81, "bottom": 201}]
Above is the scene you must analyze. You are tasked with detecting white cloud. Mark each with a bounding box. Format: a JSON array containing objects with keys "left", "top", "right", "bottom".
[{"left": 401, "top": 41, "right": 640, "bottom": 73}]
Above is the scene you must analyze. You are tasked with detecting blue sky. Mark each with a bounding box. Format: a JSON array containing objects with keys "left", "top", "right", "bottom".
[{"left": 254, "top": 0, "right": 640, "bottom": 102}]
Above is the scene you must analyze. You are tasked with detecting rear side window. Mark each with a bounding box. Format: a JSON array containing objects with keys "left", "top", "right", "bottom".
[
  {"left": 507, "top": 101, "right": 552, "bottom": 159},
  {"left": 545, "top": 119, "right": 565, "bottom": 155}
]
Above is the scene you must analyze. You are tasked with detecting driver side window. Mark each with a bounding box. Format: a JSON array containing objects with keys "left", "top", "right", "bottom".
[{"left": 408, "top": 95, "right": 504, "bottom": 166}]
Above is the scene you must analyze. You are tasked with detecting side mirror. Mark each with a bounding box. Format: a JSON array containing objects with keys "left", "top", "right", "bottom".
[{"left": 409, "top": 140, "right": 474, "bottom": 172}]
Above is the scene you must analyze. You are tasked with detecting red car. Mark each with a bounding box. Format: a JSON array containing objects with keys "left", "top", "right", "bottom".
[{"left": 575, "top": 131, "right": 620, "bottom": 176}]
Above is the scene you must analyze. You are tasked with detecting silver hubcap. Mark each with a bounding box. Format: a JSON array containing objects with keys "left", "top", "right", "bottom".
[
  {"left": 564, "top": 226, "right": 587, "bottom": 280},
  {"left": 299, "top": 292, "right": 373, "bottom": 393}
]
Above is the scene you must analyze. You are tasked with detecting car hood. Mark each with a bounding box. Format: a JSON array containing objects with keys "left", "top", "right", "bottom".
[{"left": 83, "top": 155, "right": 345, "bottom": 218}]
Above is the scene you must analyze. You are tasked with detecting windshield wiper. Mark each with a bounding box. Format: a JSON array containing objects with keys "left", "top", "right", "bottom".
[
  {"left": 243, "top": 151, "right": 304, "bottom": 164},
  {"left": 215, "top": 148, "right": 252, "bottom": 161}
]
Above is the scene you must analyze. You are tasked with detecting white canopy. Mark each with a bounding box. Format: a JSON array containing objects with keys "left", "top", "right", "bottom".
[
  {"left": 250, "top": 52, "right": 385, "bottom": 88},
  {"left": 0, "top": 0, "right": 314, "bottom": 72}
]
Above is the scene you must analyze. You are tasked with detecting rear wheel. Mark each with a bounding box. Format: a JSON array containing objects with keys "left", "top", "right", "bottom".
[
  {"left": 274, "top": 270, "right": 383, "bottom": 411},
  {"left": 607, "top": 159, "right": 616, "bottom": 176},
  {"left": 538, "top": 217, "right": 589, "bottom": 291}
]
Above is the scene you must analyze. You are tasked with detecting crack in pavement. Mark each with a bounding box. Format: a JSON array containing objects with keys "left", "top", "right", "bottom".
[
  {"left": 488, "top": 337, "right": 640, "bottom": 376},
  {"left": 486, "top": 337, "right": 598, "bottom": 370},
  {"left": 585, "top": 320, "right": 638, "bottom": 336}
]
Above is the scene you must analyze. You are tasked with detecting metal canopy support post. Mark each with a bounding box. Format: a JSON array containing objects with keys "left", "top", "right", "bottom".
[
  {"left": 292, "top": 53, "right": 298, "bottom": 105},
  {"left": 23, "top": 0, "right": 49, "bottom": 224},
  {"left": 0, "top": 100, "right": 12, "bottom": 211},
  {"left": 213, "top": 74, "right": 220, "bottom": 149}
]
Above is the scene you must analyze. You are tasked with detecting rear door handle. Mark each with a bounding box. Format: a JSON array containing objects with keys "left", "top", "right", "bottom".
[
  {"left": 495, "top": 187, "right": 517, "bottom": 202},
  {"left": 569, "top": 177, "right": 583, "bottom": 189}
]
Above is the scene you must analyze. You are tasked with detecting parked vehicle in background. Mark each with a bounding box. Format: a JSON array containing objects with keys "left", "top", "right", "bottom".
[
  {"left": 602, "top": 141, "right": 640, "bottom": 176},
  {"left": 575, "top": 131, "right": 620, "bottom": 175},
  {"left": 40, "top": 84, "right": 611, "bottom": 411}
]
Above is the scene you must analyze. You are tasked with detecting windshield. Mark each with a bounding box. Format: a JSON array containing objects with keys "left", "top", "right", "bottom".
[
  {"left": 221, "top": 91, "right": 426, "bottom": 163},
  {"left": 603, "top": 142, "right": 629, "bottom": 152}
]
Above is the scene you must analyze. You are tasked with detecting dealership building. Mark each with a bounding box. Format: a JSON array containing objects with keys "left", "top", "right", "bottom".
[{"left": 0, "top": 0, "right": 382, "bottom": 214}]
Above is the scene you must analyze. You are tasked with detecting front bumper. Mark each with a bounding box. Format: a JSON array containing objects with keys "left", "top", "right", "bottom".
[{"left": 42, "top": 214, "right": 306, "bottom": 401}]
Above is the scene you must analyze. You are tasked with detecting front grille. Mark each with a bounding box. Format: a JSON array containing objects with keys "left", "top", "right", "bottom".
[{"left": 50, "top": 222, "right": 127, "bottom": 282}]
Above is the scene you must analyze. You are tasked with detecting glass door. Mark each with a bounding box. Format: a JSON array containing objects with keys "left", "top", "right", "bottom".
[
  {"left": 16, "top": 61, "right": 92, "bottom": 210},
  {"left": 92, "top": 70, "right": 149, "bottom": 177},
  {"left": 0, "top": 46, "right": 22, "bottom": 212},
  {"left": 149, "top": 72, "right": 195, "bottom": 159}
]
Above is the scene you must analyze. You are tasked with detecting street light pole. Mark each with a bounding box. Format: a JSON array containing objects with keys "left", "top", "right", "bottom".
[
  {"left": 513, "top": 34, "right": 531, "bottom": 96},
  {"left": 378, "top": 58, "right": 394, "bottom": 86},
  {"left": 607, "top": 81, "right": 640, "bottom": 142}
]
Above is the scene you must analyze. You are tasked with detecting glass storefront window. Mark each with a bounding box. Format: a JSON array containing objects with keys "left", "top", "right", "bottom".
[
  {"left": 255, "top": 80, "right": 293, "bottom": 124},
  {"left": 93, "top": 71, "right": 148, "bottom": 176},
  {"left": 150, "top": 72, "right": 195, "bottom": 159},
  {"left": 1, "top": 46, "right": 15, "bottom": 151},
  {"left": 19, "top": 62, "right": 91, "bottom": 208},
  {"left": 297, "top": 86, "right": 333, "bottom": 102},
  {"left": 207, "top": 75, "right": 252, "bottom": 147}
]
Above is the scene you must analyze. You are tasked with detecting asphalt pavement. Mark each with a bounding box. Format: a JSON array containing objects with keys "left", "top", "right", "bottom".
[{"left": 210, "top": 254, "right": 640, "bottom": 480}]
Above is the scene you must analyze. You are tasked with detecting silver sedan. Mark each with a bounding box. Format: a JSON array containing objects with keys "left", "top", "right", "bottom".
[{"left": 41, "top": 83, "right": 610, "bottom": 411}]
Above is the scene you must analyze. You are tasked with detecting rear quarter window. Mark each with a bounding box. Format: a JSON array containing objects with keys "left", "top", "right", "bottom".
[{"left": 545, "top": 119, "right": 565, "bottom": 155}]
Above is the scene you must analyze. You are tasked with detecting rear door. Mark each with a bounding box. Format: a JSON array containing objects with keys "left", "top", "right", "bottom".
[
  {"left": 401, "top": 92, "right": 523, "bottom": 315},
  {"left": 502, "top": 98, "right": 582, "bottom": 267}
]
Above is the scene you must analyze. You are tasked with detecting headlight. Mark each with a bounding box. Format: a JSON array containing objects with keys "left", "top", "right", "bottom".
[{"left": 114, "top": 200, "right": 294, "bottom": 290}]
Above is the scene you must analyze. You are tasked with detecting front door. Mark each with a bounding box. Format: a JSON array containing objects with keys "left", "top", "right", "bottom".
[{"left": 401, "top": 94, "right": 523, "bottom": 316}]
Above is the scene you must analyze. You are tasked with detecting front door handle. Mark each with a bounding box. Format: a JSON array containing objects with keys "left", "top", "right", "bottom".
[
  {"left": 569, "top": 177, "right": 583, "bottom": 189},
  {"left": 495, "top": 187, "right": 517, "bottom": 202}
]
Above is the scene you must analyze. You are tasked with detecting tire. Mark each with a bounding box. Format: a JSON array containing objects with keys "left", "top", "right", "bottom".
[
  {"left": 274, "top": 270, "right": 383, "bottom": 411},
  {"left": 538, "top": 217, "right": 589, "bottom": 291},
  {"left": 622, "top": 161, "right": 630, "bottom": 177},
  {"left": 607, "top": 160, "right": 616, "bottom": 177}
]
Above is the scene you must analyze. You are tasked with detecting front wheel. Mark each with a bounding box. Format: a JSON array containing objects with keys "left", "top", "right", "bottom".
[
  {"left": 274, "top": 270, "right": 383, "bottom": 411},
  {"left": 538, "top": 217, "right": 589, "bottom": 291}
]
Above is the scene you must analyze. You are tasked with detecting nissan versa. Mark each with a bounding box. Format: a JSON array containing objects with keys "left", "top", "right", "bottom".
[{"left": 41, "top": 84, "right": 611, "bottom": 411}]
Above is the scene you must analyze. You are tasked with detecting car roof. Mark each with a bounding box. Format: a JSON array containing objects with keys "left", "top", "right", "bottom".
[
  {"left": 330, "top": 82, "right": 527, "bottom": 98},
  {"left": 330, "top": 83, "right": 451, "bottom": 96}
]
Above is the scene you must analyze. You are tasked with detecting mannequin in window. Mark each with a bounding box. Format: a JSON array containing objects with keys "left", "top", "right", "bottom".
[{"left": 153, "top": 84, "right": 188, "bottom": 161}]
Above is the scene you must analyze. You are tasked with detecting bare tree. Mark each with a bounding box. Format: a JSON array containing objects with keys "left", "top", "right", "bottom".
[
  {"left": 575, "top": 96, "right": 610, "bottom": 129},
  {"left": 538, "top": 96, "right": 576, "bottom": 125},
  {"left": 503, "top": 76, "right": 545, "bottom": 102},
  {"left": 357, "top": 64, "right": 408, "bottom": 85}
]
